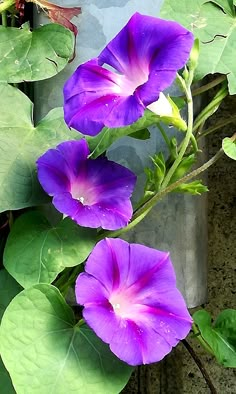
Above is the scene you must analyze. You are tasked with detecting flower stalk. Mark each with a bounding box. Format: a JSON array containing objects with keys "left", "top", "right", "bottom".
[
  {"left": 100, "top": 147, "right": 224, "bottom": 240},
  {"left": 193, "top": 82, "right": 228, "bottom": 132},
  {"left": 160, "top": 70, "right": 194, "bottom": 189}
]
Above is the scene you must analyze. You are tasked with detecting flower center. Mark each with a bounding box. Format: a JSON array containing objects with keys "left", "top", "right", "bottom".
[
  {"left": 115, "top": 66, "right": 149, "bottom": 96},
  {"left": 109, "top": 292, "right": 133, "bottom": 318},
  {"left": 71, "top": 181, "right": 97, "bottom": 205}
]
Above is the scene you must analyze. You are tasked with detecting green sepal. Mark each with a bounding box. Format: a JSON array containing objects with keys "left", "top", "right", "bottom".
[
  {"left": 173, "top": 180, "right": 208, "bottom": 195},
  {"left": 188, "top": 39, "right": 200, "bottom": 72},
  {"left": 159, "top": 96, "right": 187, "bottom": 131}
]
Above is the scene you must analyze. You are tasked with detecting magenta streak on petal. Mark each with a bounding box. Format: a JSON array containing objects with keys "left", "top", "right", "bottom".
[
  {"left": 67, "top": 94, "right": 118, "bottom": 127},
  {"left": 105, "top": 238, "right": 121, "bottom": 291},
  {"left": 126, "top": 252, "right": 170, "bottom": 295}
]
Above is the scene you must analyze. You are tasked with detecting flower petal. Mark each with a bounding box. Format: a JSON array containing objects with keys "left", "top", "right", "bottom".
[
  {"left": 36, "top": 149, "right": 71, "bottom": 195},
  {"left": 110, "top": 320, "right": 171, "bottom": 365},
  {"left": 126, "top": 243, "right": 173, "bottom": 289},
  {"left": 76, "top": 273, "right": 109, "bottom": 304},
  {"left": 85, "top": 157, "right": 136, "bottom": 199},
  {"left": 36, "top": 139, "right": 89, "bottom": 195},
  {"left": 82, "top": 304, "right": 121, "bottom": 344},
  {"left": 64, "top": 62, "right": 145, "bottom": 135},
  {"left": 147, "top": 93, "right": 172, "bottom": 116},
  {"left": 84, "top": 239, "right": 131, "bottom": 293}
]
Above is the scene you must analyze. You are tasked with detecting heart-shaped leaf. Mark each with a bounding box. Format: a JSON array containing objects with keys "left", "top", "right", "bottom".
[
  {"left": 222, "top": 136, "right": 236, "bottom": 160},
  {"left": 0, "top": 284, "right": 133, "bottom": 394},
  {"left": 0, "top": 23, "right": 74, "bottom": 83},
  {"left": 4, "top": 212, "right": 96, "bottom": 288},
  {"left": 193, "top": 309, "right": 236, "bottom": 367},
  {"left": 160, "top": 0, "right": 236, "bottom": 94},
  {"left": 0, "top": 83, "right": 81, "bottom": 212},
  {"left": 0, "top": 270, "right": 20, "bottom": 393}
]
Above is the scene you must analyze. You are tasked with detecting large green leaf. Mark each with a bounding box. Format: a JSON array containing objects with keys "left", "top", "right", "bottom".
[
  {"left": 160, "top": 0, "right": 236, "bottom": 94},
  {"left": 0, "top": 269, "right": 22, "bottom": 321},
  {"left": 4, "top": 212, "right": 96, "bottom": 288},
  {"left": 0, "top": 270, "right": 20, "bottom": 394},
  {"left": 193, "top": 309, "right": 236, "bottom": 367},
  {"left": 210, "top": 0, "right": 235, "bottom": 16},
  {"left": 0, "top": 23, "right": 74, "bottom": 83},
  {"left": 0, "top": 83, "right": 81, "bottom": 212},
  {"left": 0, "top": 284, "right": 133, "bottom": 394},
  {"left": 222, "top": 136, "right": 236, "bottom": 160}
]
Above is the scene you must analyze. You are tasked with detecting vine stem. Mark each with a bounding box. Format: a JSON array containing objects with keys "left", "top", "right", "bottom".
[
  {"left": 191, "top": 75, "right": 226, "bottom": 97},
  {"left": 197, "top": 115, "right": 236, "bottom": 139},
  {"left": 1, "top": 10, "right": 7, "bottom": 26},
  {"left": 182, "top": 339, "right": 218, "bottom": 394},
  {"left": 161, "top": 71, "right": 194, "bottom": 189},
  {"left": 99, "top": 148, "right": 224, "bottom": 240},
  {"left": 193, "top": 83, "right": 228, "bottom": 132},
  {"left": 192, "top": 323, "right": 214, "bottom": 355}
]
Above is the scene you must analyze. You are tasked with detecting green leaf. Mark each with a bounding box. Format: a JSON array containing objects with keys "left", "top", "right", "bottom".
[
  {"left": 0, "top": 270, "right": 21, "bottom": 393},
  {"left": 0, "top": 24, "right": 74, "bottom": 83},
  {"left": 145, "top": 152, "right": 166, "bottom": 193},
  {"left": 0, "top": 284, "right": 133, "bottom": 394},
  {"left": 170, "top": 154, "right": 196, "bottom": 183},
  {"left": 0, "top": 84, "right": 81, "bottom": 212},
  {"left": 0, "top": 357, "right": 15, "bottom": 394},
  {"left": 87, "top": 110, "right": 158, "bottom": 158},
  {"left": 160, "top": 0, "right": 236, "bottom": 94},
  {"left": 210, "top": 0, "right": 235, "bottom": 16},
  {"left": 129, "top": 128, "right": 150, "bottom": 140},
  {"left": 4, "top": 212, "right": 96, "bottom": 288},
  {"left": 222, "top": 136, "right": 236, "bottom": 160},
  {"left": 193, "top": 309, "right": 236, "bottom": 367}
]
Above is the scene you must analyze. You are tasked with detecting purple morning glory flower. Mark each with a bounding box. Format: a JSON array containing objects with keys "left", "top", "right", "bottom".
[
  {"left": 64, "top": 12, "right": 194, "bottom": 136},
  {"left": 36, "top": 140, "right": 136, "bottom": 230},
  {"left": 76, "top": 238, "right": 193, "bottom": 366}
]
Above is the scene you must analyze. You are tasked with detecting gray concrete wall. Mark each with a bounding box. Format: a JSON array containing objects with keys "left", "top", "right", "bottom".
[{"left": 122, "top": 94, "right": 236, "bottom": 393}]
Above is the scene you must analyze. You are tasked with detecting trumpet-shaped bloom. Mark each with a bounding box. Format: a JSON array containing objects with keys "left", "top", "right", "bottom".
[
  {"left": 64, "top": 12, "right": 194, "bottom": 136},
  {"left": 76, "top": 238, "right": 193, "bottom": 366},
  {"left": 36, "top": 140, "right": 136, "bottom": 230}
]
